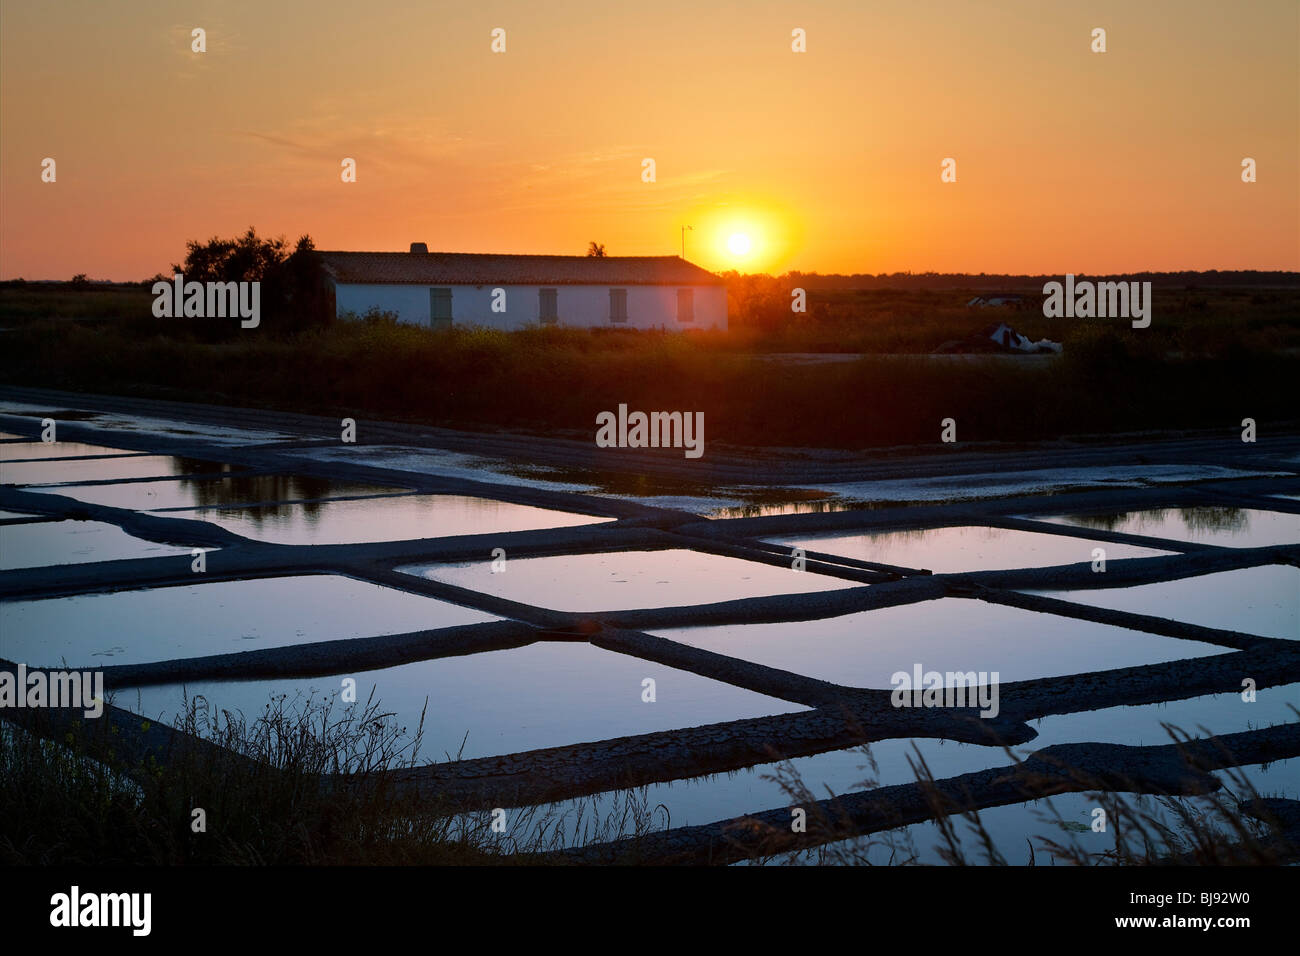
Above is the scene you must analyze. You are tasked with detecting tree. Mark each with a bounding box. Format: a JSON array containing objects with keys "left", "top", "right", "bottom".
[
  {"left": 586, "top": 242, "right": 607, "bottom": 257},
  {"left": 173, "top": 226, "right": 288, "bottom": 284},
  {"left": 171, "top": 227, "right": 327, "bottom": 332}
]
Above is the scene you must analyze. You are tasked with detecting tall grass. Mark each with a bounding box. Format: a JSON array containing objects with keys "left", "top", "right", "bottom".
[
  {"left": 0, "top": 306, "right": 1295, "bottom": 449},
  {"left": 0, "top": 690, "right": 670, "bottom": 865},
  {"left": 748, "top": 720, "right": 1298, "bottom": 866},
  {"left": 4, "top": 687, "right": 1293, "bottom": 865}
]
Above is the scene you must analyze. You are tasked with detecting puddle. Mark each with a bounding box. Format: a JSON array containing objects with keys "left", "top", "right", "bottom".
[
  {"left": 806, "top": 464, "right": 1286, "bottom": 504},
  {"left": 707, "top": 499, "right": 890, "bottom": 519},
  {"left": 168, "top": 494, "right": 610, "bottom": 544},
  {"left": 0, "top": 511, "right": 36, "bottom": 521},
  {"left": 0, "top": 574, "right": 498, "bottom": 667},
  {"left": 400, "top": 548, "right": 856, "bottom": 612},
  {"left": 0, "top": 520, "right": 201, "bottom": 570},
  {"left": 2, "top": 454, "right": 237, "bottom": 486},
  {"left": 1036, "top": 507, "right": 1300, "bottom": 549},
  {"left": 0, "top": 403, "right": 295, "bottom": 444},
  {"left": 283, "top": 445, "right": 597, "bottom": 494},
  {"left": 514, "top": 682, "right": 1300, "bottom": 851},
  {"left": 652, "top": 598, "right": 1222, "bottom": 689},
  {"left": 114, "top": 641, "right": 809, "bottom": 762},
  {"left": 0, "top": 441, "right": 144, "bottom": 461},
  {"left": 282, "top": 446, "right": 853, "bottom": 516},
  {"left": 1029, "top": 565, "right": 1300, "bottom": 638},
  {"left": 765, "top": 525, "right": 1171, "bottom": 574},
  {"left": 26, "top": 474, "right": 412, "bottom": 511}
]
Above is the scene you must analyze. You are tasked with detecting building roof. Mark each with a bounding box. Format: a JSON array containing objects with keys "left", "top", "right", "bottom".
[{"left": 319, "top": 251, "right": 726, "bottom": 286}]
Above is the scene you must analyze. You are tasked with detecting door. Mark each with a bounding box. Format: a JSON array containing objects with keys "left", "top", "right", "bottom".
[{"left": 429, "top": 288, "right": 453, "bottom": 328}]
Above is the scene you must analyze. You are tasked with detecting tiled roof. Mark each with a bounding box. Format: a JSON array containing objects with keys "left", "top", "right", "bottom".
[{"left": 319, "top": 251, "right": 725, "bottom": 286}]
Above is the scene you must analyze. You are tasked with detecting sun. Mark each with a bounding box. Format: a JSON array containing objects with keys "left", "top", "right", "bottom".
[{"left": 726, "top": 232, "right": 752, "bottom": 257}]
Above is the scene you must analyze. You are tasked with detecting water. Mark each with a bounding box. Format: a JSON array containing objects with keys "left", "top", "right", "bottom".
[
  {"left": 3, "top": 403, "right": 1295, "bottom": 865},
  {"left": 765, "top": 525, "right": 1172, "bottom": 573},
  {"left": 24, "top": 474, "right": 412, "bottom": 511},
  {"left": 0, "top": 402, "right": 293, "bottom": 444},
  {"left": 1, "top": 454, "right": 237, "bottom": 486},
  {"left": 1036, "top": 507, "right": 1300, "bottom": 549},
  {"left": 400, "top": 548, "right": 856, "bottom": 612},
  {"left": 509, "top": 682, "right": 1300, "bottom": 852},
  {"left": 1030, "top": 565, "right": 1300, "bottom": 639},
  {"left": 652, "top": 597, "right": 1222, "bottom": 688},
  {"left": 788, "top": 761, "right": 1300, "bottom": 865},
  {"left": 0, "top": 574, "right": 497, "bottom": 667},
  {"left": 0, "top": 441, "right": 144, "bottom": 461},
  {"left": 165, "top": 494, "right": 609, "bottom": 544},
  {"left": 115, "top": 641, "right": 809, "bottom": 762},
  {"left": 0, "top": 519, "right": 199, "bottom": 570}
]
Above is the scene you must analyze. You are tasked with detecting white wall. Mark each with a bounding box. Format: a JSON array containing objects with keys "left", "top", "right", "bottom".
[{"left": 333, "top": 283, "right": 728, "bottom": 331}]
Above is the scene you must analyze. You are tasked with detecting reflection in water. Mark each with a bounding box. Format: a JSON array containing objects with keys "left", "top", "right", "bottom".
[
  {"left": 654, "top": 598, "right": 1219, "bottom": 689},
  {"left": 117, "top": 642, "right": 807, "bottom": 763},
  {"left": 766, "top": 525, "right": 1171, "bottom": 574},
  {"left": 1042, "top": 507, "right": 1300, "bottom": 548},
  {"left": 185, "top": 494, "right": 605, "bottom": 543},
  {"left": 0, "top": 575, "right": 498, "bottom": 667},
  {"left": 33, "top": 474, "right": 412, "bottom": 511},
  {"left": 170, "top": 456, "right": 240, "bottom": 476},
  {"left": 1064, "top": 507, "right": 1248, "bottom": 535},
  {"left": 502, "top": 461, "right": 865, "bottom": 517},
  {"left": 514, "top": 683, "right": 1300, "bottom": 850},
  {"left": 0, "top": 519, "right": 197, "bottom": 570},
  {"left": 0, "top": 441, "right": 141, "bottom": 461},
  {"left": 404, "top": 548, "right": 854, "bottom": 613},
  {"left": 172, "top": 470, "right": 402, "bottom": 509},
  {"left": 1031, "top": 565, "right": 1300, "bottom": 638},
  {"left": 3, "top": 454, "right": 236, "bottom": 487},
  {"left": 712, "top": 499, "right": 898, "bottom": 519}
]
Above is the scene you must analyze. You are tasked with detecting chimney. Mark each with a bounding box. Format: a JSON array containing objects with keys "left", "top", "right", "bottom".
[{"left": 410, "top": 242, "right": 428, "bottom": 254}]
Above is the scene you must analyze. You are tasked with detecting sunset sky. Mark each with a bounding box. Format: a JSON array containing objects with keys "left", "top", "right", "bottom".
[{"left": 2, "top": 0, "right": 1296, "bottom": 280}]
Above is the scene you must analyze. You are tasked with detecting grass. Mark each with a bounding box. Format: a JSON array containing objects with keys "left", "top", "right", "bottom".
[
  {"left": 0, "top": 283, "right": 152, "bottom": 323},
  {"left": 3, "top": 686, "right": 1293, "bottom": 866},
  {"left": 0, "top": 688, "right": 672, "bottom": 865},
  {"left": 1, "top": 282, "right": 1297, "bottom": 450},
  {"left": 748, "top": 721, "right": 1299, "bottom": 866}
]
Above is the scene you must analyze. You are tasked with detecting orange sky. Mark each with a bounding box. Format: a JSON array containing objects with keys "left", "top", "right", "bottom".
[{"left": 2, "top": 0, "right": 1297, "bottom": 280}]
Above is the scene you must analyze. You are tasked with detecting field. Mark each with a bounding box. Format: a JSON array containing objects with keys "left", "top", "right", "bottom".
[{"left": 1, "top": 279, "right": 1297, "bottom": 450}]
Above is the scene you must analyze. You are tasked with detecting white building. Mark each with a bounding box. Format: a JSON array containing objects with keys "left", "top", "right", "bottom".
[{"left": 320, "top": 244, "right": 728, "bottom": 331}]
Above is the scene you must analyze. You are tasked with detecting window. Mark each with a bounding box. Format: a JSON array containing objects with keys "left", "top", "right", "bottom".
[
  {"left": 539, "top": 288, "right": 558, "bottom": 324},
  {"left": 429, "top": 288, "right": 452, "bottom": 329},
  {"left": 609, "top": 288, "right": 628, "bottom": 324},
  {"left": 676, "top": 288, "right": 694, "bottom": 323}
]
